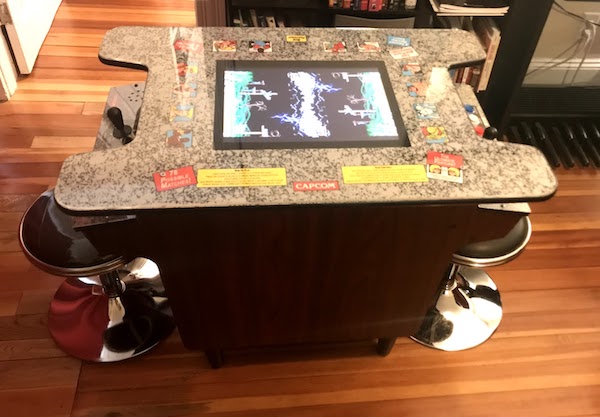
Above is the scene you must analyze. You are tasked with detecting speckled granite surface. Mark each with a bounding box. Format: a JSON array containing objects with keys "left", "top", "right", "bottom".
[{"left": 55, "top": 26, "right": 557, "bottom": 212}]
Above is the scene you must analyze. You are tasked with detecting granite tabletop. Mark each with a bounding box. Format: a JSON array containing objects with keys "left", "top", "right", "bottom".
[{"left": 54, "top": 26, "right": 557, "bottom": 212}]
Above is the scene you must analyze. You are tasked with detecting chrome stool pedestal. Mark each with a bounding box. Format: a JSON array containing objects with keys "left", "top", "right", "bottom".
[
  {"left": 19, "top": 190, "right": 175, "bottom": 362},
  {"left": 411, "top": 216, "right": 532, "bottom": 351}
]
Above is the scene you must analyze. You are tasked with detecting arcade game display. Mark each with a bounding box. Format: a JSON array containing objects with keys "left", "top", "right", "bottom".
[{"left": 215, "top": 61, "right": 408, "bottom": 149}]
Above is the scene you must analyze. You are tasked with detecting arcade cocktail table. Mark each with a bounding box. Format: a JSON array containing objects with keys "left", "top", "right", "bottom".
[{"left": 55, "top": 27, "right": 556, "bottom": 367}]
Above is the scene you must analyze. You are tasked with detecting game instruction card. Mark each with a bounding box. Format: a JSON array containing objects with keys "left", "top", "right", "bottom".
[
  {"left": 401, "top": 63, "right": 422, "bottom": 76},
  {"left": 357, "top": 41, "right": 381, "bottom": 52},
  {"left": 426, "top": 151, "right": 464, "bottom": 183},
  {"left": 406, "top": 82, "right": 428, "bottom": 97},
  {"left": 249, "top": 40, "right": 272, "bottom": 53},
  {"left": 387, "top": 35, "right": 411, "bottom": 47},
  {"left": 323, "top": 41, "right": 347, "bottom": 53},
  {"left": 389, "top": 46, "right": 418, "bottom": 60},
  {"left": 414, "top": 103, "right": 440, "bottom": 119},
  {"left": 213, "top": 40, "right": 237, "bottom": 52},
  {"left": 421, "top": 126, "right": 448, "bottom": 144}
]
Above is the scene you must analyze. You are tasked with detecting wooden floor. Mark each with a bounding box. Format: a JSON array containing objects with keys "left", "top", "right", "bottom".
[{"left": 1, "top": 1, "right": 599, "bottom": 416}]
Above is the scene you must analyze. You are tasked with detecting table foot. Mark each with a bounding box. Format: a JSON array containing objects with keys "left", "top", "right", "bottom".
[
  {"left": 376, "top": 337, "right": 397, "bottom": 357},
  {"left": 205, "top": 349, "right": 224, "bottom": 369}
]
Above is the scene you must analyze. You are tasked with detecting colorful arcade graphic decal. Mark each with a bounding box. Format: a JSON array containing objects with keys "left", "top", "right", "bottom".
[{"left": 216, "top": 61, "right": 408, "bottom": 149}]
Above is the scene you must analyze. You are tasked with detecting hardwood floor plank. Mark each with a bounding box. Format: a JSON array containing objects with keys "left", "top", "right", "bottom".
[
  {"left": 0, "top": 292, "right": 21, "bottom": 317},
  {"left": 2, "top": 269, "right": 61, "bottom": 292},
  {"left": 491, "top": 266, "right": 600, "bottom": 291},
  {"left": 0, "top": 314, "right": 51, "bottom": 341},
  {"left": 16, "top": 290, "right": 56, "bottom": 316},
  {"left": 530, "top": 195, "right": 600, "bottom": 213},
  {"left": 0, "top": 194, "right": 38, "bottom": 212},
  {"left": 0, "top": 385, "right": 78, "bottom": 417},
  {"left": 0, "top": 148, "right": 92, "bottom": 163},
  {"left": 0, "top": 212, "right": 23, "bottom": 231},
  {"left": 0, "top": 339, "right": 66, "bottom": 361},
  {"left": 81, "top": 102, "right": 106, "bottom": 116},
  {"left": 502, "top": 288, "right": 600, "bottom": 313},
  {"left": 73, "top": 385, "right": 600, "bottom": 417},
  {"left": 0, "top": 231, "right": 21, "bottom": 252},
  {"left": 76, "top": 332, "right": 600, "bottom": 393},
  {"left": 31, "top": 136, "right": 96, "bottom": 149},
  {"left": 500, "top": 310, "right": 600, "bottom": 337},
  {"left": 531, "top": 212, "right": 600, "bottom": 231},
  {"left": 0, "top": 135, "right": 34, "bottom": 149},
  {"left": 528, "top": 229, "right": 600, "bottom": 250},
  {"left": 0, "top": 357, "right": 80, "bottom": 390},
  {"left": 494, "top": 246, "right": 600, "bottom": 270},
  {"left": 0, "top": 179, "right": 54, "bottom": 195},
  {"left": 0, "top": 102, "right": 84, "bottom": 116},
  {"left": 0, "top": 162, "right": 65, "bottom": 179},
  {"left": 73, "top": 362, "right": 600, "bottom": 415}
]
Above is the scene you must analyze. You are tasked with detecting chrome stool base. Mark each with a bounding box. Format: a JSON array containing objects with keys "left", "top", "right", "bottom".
[
  {"left": 48, "top": 258, "right": 174, "bottom": 362},
  {"left": 411, "top": 266, "right": 502, "bottom": 351}
]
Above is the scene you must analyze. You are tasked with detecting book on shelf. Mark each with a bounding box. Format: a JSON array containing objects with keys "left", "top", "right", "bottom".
[
  {"left": 429, "top": 0, "right": 508, "bottom": 15},
  {"left": 237, "top": 9, "right": 248, "bottom": 27},
  {"left": 249, "top": 9, "right": 259, "bottom": 27},
  {"left": 265, "top": 13, "right": 277, "bottom": 28},
  {"left": 328, "top": 0, "right": 407, "bottom": 10},
  {"left": 449, "top": 16, "right": 500, "bottom": 92},
  {"left": 472, "top": 16, "right": 501, "bottom": 91}
]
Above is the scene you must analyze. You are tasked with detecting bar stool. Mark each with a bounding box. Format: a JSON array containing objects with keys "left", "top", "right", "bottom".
[
  {"left": 19, "top": 189, "right": 175, "bottom": 362},
  {"left": 411, "top": 216, "right": 532, "bottom": 351}
]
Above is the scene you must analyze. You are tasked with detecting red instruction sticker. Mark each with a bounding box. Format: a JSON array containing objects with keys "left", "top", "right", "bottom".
[
  {"left": 293, "top": 181, "right": 339, "bottom": 192},
  {"left": 153, "top": 166, "right": 197, "bottom": 191},
  {"left": 426, "top": 151, "right": 464, "bottom": 184},
  {"left": 173, "top": 39, "right": 202, "bottom": 53}
]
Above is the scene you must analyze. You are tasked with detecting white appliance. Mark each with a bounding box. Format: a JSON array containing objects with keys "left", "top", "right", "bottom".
[{"left": 0, "top": 0, "right": 62, "bottom": 100}]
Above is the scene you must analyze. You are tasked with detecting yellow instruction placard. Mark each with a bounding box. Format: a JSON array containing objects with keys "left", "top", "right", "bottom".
[
  {"left": 342, "top": 165, "right": 428, "bottom": 184},
  {"left": 197, "top": 168, "right": 287, "bottom": 188},
  {"left": 286, "top": 35, "right": 307, "bottom": 43}
]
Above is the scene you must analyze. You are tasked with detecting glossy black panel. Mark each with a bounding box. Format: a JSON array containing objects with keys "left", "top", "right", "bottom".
[{"left": 20, "top": 190, "right": 120, "bottom": 269}]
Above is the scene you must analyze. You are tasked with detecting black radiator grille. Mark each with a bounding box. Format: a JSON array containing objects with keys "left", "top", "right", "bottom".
[{"left": 507, "top": 117, "right": 600, "bottom": 169}]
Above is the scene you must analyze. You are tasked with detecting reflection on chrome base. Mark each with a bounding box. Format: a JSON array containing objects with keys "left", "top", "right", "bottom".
[
  {"left": 48, "top": 258, "right": 175, "bottom": 362},
  {"left": 411, "top": 266, "right": 502, "bottom": 351}
]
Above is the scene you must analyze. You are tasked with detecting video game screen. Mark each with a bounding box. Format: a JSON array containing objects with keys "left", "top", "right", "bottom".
[{"left": 214, "top": 60, "right": 409, "bottom": 150}]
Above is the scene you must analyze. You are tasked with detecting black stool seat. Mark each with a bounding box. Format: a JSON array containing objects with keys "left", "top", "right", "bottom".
[
  {"left": 18, "top": 189, "right": 175, "bottom": 362},
  {"left": 412, "top": 215, "right": 532, "bottom": 351},
  {"left": 453, "top": 216, "right": 532, "bottom": 268},
  {"left": 19, "top": 190, "right": 126, "bottom": 277}
]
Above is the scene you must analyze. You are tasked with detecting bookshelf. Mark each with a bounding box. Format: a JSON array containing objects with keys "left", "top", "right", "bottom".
[
  {"left": 427, "top": 0, "right": 555, "bottom": 134},
  {"left": 194, "top": 0, "right": 554, "bottom": 134},
  {"left": 223, "top": 0, "right": 431, "bottom": 28},
  {"left": 475, "top": 0, "right": 554, "bottom": 133}
]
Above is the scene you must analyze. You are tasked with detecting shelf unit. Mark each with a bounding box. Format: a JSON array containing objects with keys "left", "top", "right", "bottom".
[
  {"left": 195, "top": 0, "right": 554, "bottom": 135},
  {"left": 225, "top": 0, "right": 430, "bottom": 28}
]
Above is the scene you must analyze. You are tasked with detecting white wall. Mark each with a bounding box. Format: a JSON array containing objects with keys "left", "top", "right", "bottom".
[{"left": 524, "top": 0, "right": 600, "bottom": 86}]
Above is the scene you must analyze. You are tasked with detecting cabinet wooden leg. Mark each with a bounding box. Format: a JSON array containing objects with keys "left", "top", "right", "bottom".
[
  {"left": 205, "top": 349, "right": 224, "bottom": 369},
  {"left": 376, "top": 337, "right": 397, "bottom": 357}
]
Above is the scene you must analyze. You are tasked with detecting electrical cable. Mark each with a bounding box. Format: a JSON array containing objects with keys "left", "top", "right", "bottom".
[
  {"left": 526, "top": 35, "right": 585, "bottom": 77},
  {"left": 553, "top": 1, "right": 600, "bottom": 27},
  {"left": 570, "top": 21, "right": 596, "bottom": 85}
]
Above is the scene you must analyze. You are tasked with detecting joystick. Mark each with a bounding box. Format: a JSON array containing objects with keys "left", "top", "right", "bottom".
[
  {"left": 483, "top": 126, "right": 499, "bottom": 140},
  {"left": 107, "top": 107, "right": 134, "bottom": 145}
]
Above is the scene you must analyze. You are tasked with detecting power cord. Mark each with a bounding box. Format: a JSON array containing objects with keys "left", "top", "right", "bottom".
[
  {"left": 570, "top": 21, "right": 596, "bottom": 85},
  {"left": 526, "top": 35, "right": 585, "bottom": 77},
  {"left": 526, "top": 1, "right": 599, "bottom": 79},
  {"left": 553, "top": 1, "right": 600, "bottom": 27}
]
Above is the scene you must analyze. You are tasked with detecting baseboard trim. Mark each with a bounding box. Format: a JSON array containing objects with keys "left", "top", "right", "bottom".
[{"left": 524, "top": 57, "right": 600, "bottom": 86}]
